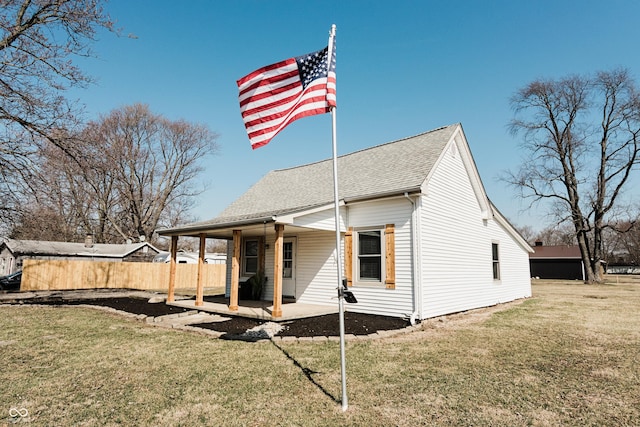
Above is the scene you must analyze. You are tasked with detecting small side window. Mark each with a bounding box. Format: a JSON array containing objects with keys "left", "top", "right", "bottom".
[
  {"left": 492, "top": 243, "right": 500, "bottom": 280},
  {"left": 283, "top": 241, "right": 293, "bottom": 279}
]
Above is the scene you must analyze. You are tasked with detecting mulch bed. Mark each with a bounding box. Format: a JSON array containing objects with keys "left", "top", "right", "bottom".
[
  {"left": 34, "top": 297, "right": 192, "bottom": 318},
  {"left": 21, "top": 296, "right": 410, "bottom": 337},
  {"left": 196, "top": 312, "right": 409, "bottom": 337}
]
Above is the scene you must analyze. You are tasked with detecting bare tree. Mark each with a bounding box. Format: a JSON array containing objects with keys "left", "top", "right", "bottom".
[
  {"left": 11, "top": 139, "right": 105, "bottom": 241},
  {"left": 15, "top": 104, "right": 220, "bottom": 243},
  {"left": 533, "top": 224, "right": 577, "bottom": 247},
  {"left": 513, "top": 224, "right": 537, "bottom": 245},
  {"left": 88, "top": 104, "right": 219, "bottom": 241},
  {"left": 12, "top": 104, "right": 219, "bottom": 244},
  {"left": 0, "top": 0, "right": 114, "bottom": 226},
  {"left": 508, "top": 68, "right": 640, "bottom": 284},
  {"left": 207, "top": 239, "right": 228, "bottom": 254},
  {"left": 13, "top": 137, "right": 114, "bottom": 242},
  {"left": 9, "top": 203, "right": 78, "bottom": 241},
  {"left": 603, "top": 219, "right": 639, "bottom": 267}
]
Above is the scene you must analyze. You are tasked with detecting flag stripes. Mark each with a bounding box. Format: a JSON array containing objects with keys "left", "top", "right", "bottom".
[{"left": 237, "top": 42, "right": 336, "bottom": 149}]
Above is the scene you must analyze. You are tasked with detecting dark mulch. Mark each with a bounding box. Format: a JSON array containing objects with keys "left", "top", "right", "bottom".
[
  {"left": 197, "top": 312, "right": 409, "bottom": 337},
  {"left": 22, "top": 296, "right": 410, "bottom": 337},
  {"left": 40, "top": 297, "right": 191, "bottom": 317}
]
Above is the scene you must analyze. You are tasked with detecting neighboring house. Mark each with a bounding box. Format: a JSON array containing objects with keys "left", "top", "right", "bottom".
[
  {"left": 605, "top": 249, "right": 639, "bottom": 274},
  {"left": 607, "top": 265, "right": 640, "bottom": 274},
  {"left": 158, "top": 124, "right": 533, "bottom": 320},
  {"left": 529, "top": 242, "right": 585, "bottom": 280},
  {"left": 0, "top": 237, "right": 161, "bottom": 275}
]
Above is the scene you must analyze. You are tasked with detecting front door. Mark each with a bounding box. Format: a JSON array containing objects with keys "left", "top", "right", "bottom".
[{"left": 282, "top": 238, "right": 296, "bottom": 298}]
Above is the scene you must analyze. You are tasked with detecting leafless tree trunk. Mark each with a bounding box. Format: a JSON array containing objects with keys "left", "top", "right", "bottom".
[{"left": 508, "top": 68, "right": 640, "bottom": 284}]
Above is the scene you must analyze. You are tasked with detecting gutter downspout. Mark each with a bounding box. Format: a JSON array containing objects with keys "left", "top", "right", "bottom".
[{"left": 404, "top": 192, "right": 422, "bottom": 325}]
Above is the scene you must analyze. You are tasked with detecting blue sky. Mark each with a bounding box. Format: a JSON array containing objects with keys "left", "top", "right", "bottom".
[{"left": 70, "top": 0, "right": 640, "bottom": 231}]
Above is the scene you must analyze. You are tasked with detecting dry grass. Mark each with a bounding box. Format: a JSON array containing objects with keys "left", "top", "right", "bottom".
[{"left": 1, "top": 278, "right": 639, "bottom": 426}]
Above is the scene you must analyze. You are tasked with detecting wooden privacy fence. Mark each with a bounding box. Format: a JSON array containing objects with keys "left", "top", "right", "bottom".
[{"left": 21, "top": 259, "right": 226, "bottom": 292}]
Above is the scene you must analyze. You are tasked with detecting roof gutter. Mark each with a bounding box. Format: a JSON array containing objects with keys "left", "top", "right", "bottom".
[
  {"left": 157, "top": 216, "right": 276, "bottom": 236},
  {"left": 157, "top": 190, "right": 422, "bottom": 237},
  {"left": 343, "top": 187, "right": 422, "bottom": 204}
]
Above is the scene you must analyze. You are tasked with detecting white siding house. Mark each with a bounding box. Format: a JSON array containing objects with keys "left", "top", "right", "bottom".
[{"left": 158, "top": 124, "right": 532, "bottom": 321}]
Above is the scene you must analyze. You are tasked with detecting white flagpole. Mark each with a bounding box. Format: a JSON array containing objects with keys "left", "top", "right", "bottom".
[{"left": 327, "top": 24, "right": 348, "bottom": 412}]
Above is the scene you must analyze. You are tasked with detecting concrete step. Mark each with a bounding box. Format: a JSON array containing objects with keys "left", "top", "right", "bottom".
[{"left": 155, "top": 312, "right": 230, "bottom": 326}]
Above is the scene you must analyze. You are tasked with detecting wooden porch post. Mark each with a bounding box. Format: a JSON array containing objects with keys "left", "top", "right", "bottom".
[
  {"left": 272, "top": 224, "right": 284, "bottom": 318},
  {"left": 167, "top": 236, "right": 178, "bottom": 302},
  {"left": 195, "top": 233, "right": 206, "bottom": 306},
  {"left": 229, "top": 229, "right": 241, "bottom": 311}
]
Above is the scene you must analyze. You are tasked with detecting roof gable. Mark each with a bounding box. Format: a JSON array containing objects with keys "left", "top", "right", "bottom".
[{"left": 434, "top": 126, "right": 492, "bottom": 220}]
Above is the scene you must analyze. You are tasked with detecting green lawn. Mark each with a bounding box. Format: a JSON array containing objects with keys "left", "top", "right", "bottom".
[{"left": 1, "top": 279, "right": 639, "bottom": 426}]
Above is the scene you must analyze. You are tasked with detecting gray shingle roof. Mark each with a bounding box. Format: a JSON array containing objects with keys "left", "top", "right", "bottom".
[
  {"left": 203, "top": 124, "right": 458, "bottom": 226},
  {"left": 3, "top": 239, "right": 159, "bottom": 258}
]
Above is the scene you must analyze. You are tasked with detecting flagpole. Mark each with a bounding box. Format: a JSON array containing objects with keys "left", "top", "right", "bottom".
[{"left": 326, "top": 24, "right": 348, "bottom": 412}]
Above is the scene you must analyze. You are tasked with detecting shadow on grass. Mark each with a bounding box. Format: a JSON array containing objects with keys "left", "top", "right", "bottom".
[{"left": 270, "top": 340, "right": 340, "bottom": 404}]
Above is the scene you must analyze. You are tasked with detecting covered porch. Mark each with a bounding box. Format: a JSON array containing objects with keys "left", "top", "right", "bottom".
[{"left": 158, "top": 211, "right": 342, "bottom": 320}]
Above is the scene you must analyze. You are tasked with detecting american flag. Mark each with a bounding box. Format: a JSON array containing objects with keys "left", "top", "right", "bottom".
[{"left": 237, "top": 40, "right": 336, "bottom": 149}]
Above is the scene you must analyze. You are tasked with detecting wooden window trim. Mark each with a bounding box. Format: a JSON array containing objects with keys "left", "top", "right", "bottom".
[
  {"left": 346, "top": 224, "right": 395, "bottom": 289},
  {"left": 345, "top": 228, "right": 353, "bottom": 287},
  {"left": 385, "top": 224, "right": 396, "bottom": 289}
]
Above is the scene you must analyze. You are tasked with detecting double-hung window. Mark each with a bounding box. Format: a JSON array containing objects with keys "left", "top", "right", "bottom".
[
  {"left": 492, "top": 242, "right": 500, "bottom": 280},
  {"left": 357, "top": 230, "right": 383, "bottom": 283},
  {"left": 243, "top": 239, "right": 259, "bottom": 276},
  {"left": 283, "top": 241, "right": 293, "bottom": 279},
  {"left": 345, "top": 225, "right": 395, "bottom": 288}
]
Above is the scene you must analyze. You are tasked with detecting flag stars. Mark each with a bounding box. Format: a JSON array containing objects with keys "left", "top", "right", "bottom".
[
  {"left": 237, "top": 40, "right": 336, "bottom": 148},
  {"left": 296, "top": 47, "right": 330, "bottom": 89}
]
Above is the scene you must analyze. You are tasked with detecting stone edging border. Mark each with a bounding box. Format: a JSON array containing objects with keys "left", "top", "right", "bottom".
[{"left": 0, "top": 303, "right": 422, "bottom": 343}]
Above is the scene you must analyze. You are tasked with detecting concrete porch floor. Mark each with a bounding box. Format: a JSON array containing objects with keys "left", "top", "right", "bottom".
[{"left": 167, "top": 296, "right": 339, "bottom": 321}]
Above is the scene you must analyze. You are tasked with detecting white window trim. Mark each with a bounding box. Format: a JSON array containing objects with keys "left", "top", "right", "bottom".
[
  {"left": 492, "top": 241, "right": 501, "bottom": 281},
  {"left": 242, "top": 238, "right": 259, "bottom": 276},
  {"left": 353, "top": 226, "right": 386, "bottom": 287},
  {"left": 282, "top": 239, "right": 295, "bottom": 279}
]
